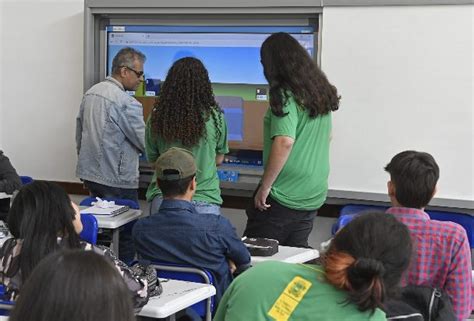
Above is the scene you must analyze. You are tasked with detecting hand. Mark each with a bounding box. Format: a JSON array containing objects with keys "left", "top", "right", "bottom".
[
  {"left": 228, "top": 259, "right": 237, "bottom": 274},
  {"left": 254, "top": 185, "right": 271, "bottom": 211}
]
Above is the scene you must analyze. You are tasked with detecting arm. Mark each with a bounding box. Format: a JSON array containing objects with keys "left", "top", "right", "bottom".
[
  {"left": 215, "top": 111, "right": 229, "bottom": 166},
  {"left": 216, "top": 154, "right": 225, "bottom": 166},
  {"left": 114, "top": 99, "right": 146, "bottom": 153},
  {"left": 444, "top": 231, "right": 472, "bottom": 320},
  {"left": 254, "top": 136, "right": 294, "bottom": 211},
  {"left": 0, "top": 153, "right": 21, "bottom": 194},
  {"left": 145, "top": 116, "right": 160, "bottom": 165},
  {"left": 221, "top": 218, "right": 251, "bottom": 267},
  {"left": 75, "top": 100, "right": 84, "bottom": 155}
]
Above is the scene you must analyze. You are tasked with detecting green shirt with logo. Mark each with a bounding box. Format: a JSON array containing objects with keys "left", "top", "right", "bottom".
[
  {"left": 145, "top": 109, "right": 228, "bottom": 205},
  {"left": 263, "top": 93, "right": 332, "bottom": 210},
  {"left": 214, "top": 261, "right": 387, "bottom": 321}
]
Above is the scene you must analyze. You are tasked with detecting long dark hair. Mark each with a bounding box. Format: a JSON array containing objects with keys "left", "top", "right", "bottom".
[
  {"left": 10, "top": 250, "right": 135, "bottom": 321},
  {"left": 324, "top": 212, "right": 412, "bottom": 313},
  {"left": 260, "top": 32, "right": 340, "bottom": 117},
  {"left": 7, "top": 181, "right": 81, "bottom": 282},
  {"left": 150, "top": 57, "right": 223, "bottom": 147}
]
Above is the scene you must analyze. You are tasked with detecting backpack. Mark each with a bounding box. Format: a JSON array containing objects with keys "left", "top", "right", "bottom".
[{"left": 400, "top": 285, "right": 456, "bottom": 321}]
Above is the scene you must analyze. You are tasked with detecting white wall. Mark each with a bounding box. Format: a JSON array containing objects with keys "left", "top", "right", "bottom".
[
  {"left": 0, "top": 0, "right": 83, "bottom": 181},
  {"left": 0, "top": 2, "right": 472, "bottom": 205},
  {"left": 322, "top": 5, "right": 473, "bottom": 203}
]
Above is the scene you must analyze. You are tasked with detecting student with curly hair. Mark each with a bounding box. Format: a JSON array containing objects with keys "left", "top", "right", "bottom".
[
  {"left": 244, "top": 32, "right": 340, "bottom": 247},
  {"left": 145, "top": 57, "right": 228, "bottom": 215}
]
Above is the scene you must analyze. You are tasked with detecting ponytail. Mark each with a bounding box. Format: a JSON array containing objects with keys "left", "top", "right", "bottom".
[
  {"left": 324, "top": 251, "right": 386, "bottom": 313},
  {"left": 346, "top": 257, "right": 386, "bottom": 312}
]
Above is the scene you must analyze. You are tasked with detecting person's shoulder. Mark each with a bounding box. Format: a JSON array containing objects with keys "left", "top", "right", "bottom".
[
  {"left": 213, "top": 214, "right": 237, "bottom": 230},
  {"left": 427, "top": 219, "right": 468, "bottom": 242},
  {"left": 250, "top": 261, "right": 304, "bottom": 275},
  {"left": 133, "top": 215, "right": 158, "bottom": 231}
]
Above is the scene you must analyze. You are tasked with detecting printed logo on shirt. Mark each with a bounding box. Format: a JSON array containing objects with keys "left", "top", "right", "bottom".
[{"left": 268, "top": 276, "right": 312, "bottom": 321}]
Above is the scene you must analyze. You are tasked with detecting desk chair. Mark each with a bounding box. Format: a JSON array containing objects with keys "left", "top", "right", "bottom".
[
  {"left": 0, "top": 285, "right": 14, "bottom": 316},
  {"left": 152, "top": 262, "right": 215, "bottom": 321},
  {"left": 332, "top": 204, "right": 389, "bottom": 235},
  {"left": 79, "top": 214, "right": 98, "bottom": 244},
  {"left": 19, "top": 176, "right": 33, "bottom": 185}
]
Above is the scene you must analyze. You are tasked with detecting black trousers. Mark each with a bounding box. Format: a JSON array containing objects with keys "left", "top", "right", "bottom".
[{"left": 244, "top": 194, "right": 317, "bottom": 248}]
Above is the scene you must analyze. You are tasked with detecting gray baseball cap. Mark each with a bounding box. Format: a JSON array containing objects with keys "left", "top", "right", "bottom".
[{"left": 155, "top": 147, "right": 196, "bottom": 181}]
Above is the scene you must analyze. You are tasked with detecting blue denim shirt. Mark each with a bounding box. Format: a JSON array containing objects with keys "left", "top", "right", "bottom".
[
  {"left": 132, "top": 199, "right": 250, "bottom": 302},
  {"left": 75, "top": 77, "right": 145, "bottom": 188}
]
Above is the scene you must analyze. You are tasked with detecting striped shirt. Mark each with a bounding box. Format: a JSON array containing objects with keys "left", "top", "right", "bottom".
[{"left": 386, "top": 207, "right": 472, "bottom": 321}]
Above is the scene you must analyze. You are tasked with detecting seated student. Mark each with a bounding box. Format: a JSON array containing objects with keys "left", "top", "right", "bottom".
[
  {"left": 10, "top": 250, "right": 135, "bottom": 321},
  {"left": 214, "top": 212, "right": 418, "bottom": 321},
  {"left": 133, "top": 147, "right": 250, "bottom": 302},
  {"left": 0, "top": 150, "right": 21, "bottom": 221},
  {"left": 0, "top": 181, "right": 150, "bottom": 308},
  {"left": 385, "top": 150, "right": 472, "bottom": 321}
]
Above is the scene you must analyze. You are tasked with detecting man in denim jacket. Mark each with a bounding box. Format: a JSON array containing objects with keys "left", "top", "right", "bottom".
[
  {"left": 76, "top": 47, "right": 146, "bottom": 263},
  {"left": 76, "top": 47, "right": 146, "bottom": 202}
]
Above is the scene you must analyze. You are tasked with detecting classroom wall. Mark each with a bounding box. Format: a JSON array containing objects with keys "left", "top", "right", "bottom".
[
  {"left": 0, "top": 1, "right": 472, "bottom": 206},
  {"left": 322, "top": 5, "right": 473, "bottom": 203},
  {"left": 0, "top": 0, "right": 83, "bottom": 180}
]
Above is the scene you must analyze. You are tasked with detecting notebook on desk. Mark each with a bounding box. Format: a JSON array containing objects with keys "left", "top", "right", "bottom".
[{"left": 80, "top": 204, "right": 129, "bottom": 217}]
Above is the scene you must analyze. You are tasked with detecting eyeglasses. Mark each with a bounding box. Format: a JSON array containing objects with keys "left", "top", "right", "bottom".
[{"left": 122, "top": 66, "right": 144, "bottom": 78}]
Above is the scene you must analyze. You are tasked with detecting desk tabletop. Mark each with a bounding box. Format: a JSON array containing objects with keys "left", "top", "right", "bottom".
[
  {"left": 251, "top": 245, "right": 319, "bottom": 265},
  {"left": 80, "top": 206, "right": 142, "bottom": 229},
  {"left": 0, "top": 193, "right": 11, "bottom": 200},
  {"left": 138, "top": 279, "right": 216, "bottom": 319}
]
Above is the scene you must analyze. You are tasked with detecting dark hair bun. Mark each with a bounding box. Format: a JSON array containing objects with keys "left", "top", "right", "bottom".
[{"left": 348, "top": 258, "right": 385, "bottom": 288}]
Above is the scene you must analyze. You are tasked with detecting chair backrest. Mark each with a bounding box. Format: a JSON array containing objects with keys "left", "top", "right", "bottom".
[
  {"left": 0, "top": 285, "right": 14, "bottom": 316},
  {"left": 19, "top": 176, "right": 33, "bottom": 185},
  {"left": 151, "top": 262, "right": 215, "bottom": 321},
  {"left": 79, "top": 197, "right": 140, "bottom": 209},
  {"left": 337, "top": 205, "right": 474, "bottom": 249},
  {"left": 339, "top": 204, "right": 389, "bottom": 216},
  {"left": 332, "top": 204, "right": 389, "bottom": 235},
  {"left": 425, "top": 210, "right": 474, "bottom": 248},
  {"left": 79, "top": 214, "right": 98, "bottom": 245}
]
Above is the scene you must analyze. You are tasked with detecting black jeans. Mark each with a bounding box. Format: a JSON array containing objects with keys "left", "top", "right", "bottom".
[
  {"left": 244, "top": 194, "right": 317, "bottom": 248},
  {"left": 83, "top": 180, "right": 138, "bottom": 264}
]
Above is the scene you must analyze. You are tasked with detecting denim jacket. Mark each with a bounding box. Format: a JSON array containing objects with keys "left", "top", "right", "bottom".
[
  {"left": 76, "top": 77, "right": 145, "bottom": 189},
  {"left": 132, "top": 199, "right": 251, "bottom": 302}
]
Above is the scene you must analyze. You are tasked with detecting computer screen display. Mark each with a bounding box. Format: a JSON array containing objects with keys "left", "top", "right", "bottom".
[
  {"left": 106, "top": 25, "right": 316, "bottom": 149},
  {"left": 106, "top": 26, "right": 315, "bottom": 87}
]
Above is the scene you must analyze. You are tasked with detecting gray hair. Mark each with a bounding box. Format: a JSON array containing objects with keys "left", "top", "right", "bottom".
[{"left": 111, "top": 47, "right": 146, "bottom": 75}]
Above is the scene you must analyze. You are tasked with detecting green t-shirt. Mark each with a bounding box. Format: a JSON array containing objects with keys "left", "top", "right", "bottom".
[
  {"left": 263, "top": 94, "right": 332, "bottom": 210},
  {"left": 214, "top": 261, "right": 387, "bottom": 321},
  {"left": 145, "top": 109, "right": 229, "bottom": 205}
]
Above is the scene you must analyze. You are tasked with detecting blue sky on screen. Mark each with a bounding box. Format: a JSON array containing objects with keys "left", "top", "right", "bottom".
[{"left": 108, "top": 45, "right": 268, "bottom": 84}]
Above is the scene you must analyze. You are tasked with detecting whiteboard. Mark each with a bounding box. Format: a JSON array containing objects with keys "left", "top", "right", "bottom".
[{"left": 321, "top": 6, "right": 473, "bottom": 209}]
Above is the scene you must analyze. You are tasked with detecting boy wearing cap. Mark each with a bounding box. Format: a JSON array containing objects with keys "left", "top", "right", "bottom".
[{"left": 132, "top": 147, "right": 250, "bottom": 302}]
